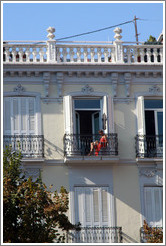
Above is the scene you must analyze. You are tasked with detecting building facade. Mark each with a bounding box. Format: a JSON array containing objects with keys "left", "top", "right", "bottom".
[{"left": 3, "top": 27, "right": 163, "bottom": 243}]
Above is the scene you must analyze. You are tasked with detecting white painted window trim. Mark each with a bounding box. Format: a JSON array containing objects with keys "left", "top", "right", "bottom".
[
  {"left": 64, "top": 91, "right": 114, "bottom": 134},
  {"left": 70, "top": 185, "right": 115, "bottom": 228},
  {"left": 3, "top": 92, "right": 42, "bottom": 135}
]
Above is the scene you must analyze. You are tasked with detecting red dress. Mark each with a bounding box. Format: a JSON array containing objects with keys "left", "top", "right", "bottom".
[{"left": 94, "top": 136, "right": 107, "bottom": 156}]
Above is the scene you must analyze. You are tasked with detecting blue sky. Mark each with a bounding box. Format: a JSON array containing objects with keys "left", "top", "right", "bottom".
[{"left": 2, "top": 1, "right": 164, "bottom": 42}]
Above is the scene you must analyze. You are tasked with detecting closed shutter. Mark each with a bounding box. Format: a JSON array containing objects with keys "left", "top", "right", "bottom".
[
  {"left": 102, "top": 188, "right": 108, "bottom": 222},
  {"left": 28, "top": 97, "right": 35, "bottom": 134},
  {"left": 93, "top": 189, "right": 99, "bottom": 223},
  {"left": 102, "top": 96, "right": 108, "bottom": 133},
  {"left": 144, "top": 187, "right": 163, "bottom": 227},
  {"left": 20, "top": 98, "right": 27, "bottom": 134},
  {"left": 4, "top": 98, "right": 11, "bottom": 134},
  {"left": 13, "top": 98, "right": 19, "bottom": 134},
  {"left": 107, "top": 95, "right": 114, "bottom": 133}
]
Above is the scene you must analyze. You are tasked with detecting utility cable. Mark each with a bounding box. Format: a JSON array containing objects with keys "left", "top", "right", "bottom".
[{"left": 56, "top": 19, "right": 135, "bottom": 41}]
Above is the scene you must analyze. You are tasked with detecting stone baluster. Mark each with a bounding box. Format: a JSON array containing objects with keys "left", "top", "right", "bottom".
[
  {"left": 25, "top": 48, "right": 31, "bottom": 62},
  {"left": 110, "top": 47, "right": 115, "bottom": 63},
  {"left": 32, "top": 48, "right": 37, "bottom": 62},
  {"left": 97, "top": 48, "right": 102, "bottom": 62},
  {"left": 126, "top": 47, "right": 130, "bottom": 63},
  {"left": 56, "top": 48, "right": 61, "bottom": 63},
  {"left": 19, "top": 48, "right": 23, "bottom": 62},
  {"left": 146, "top": 48, "right": 151, "bottom": 63},
  {"left": 62, "top": 48, "right": 67, "bottom": 62},
  {"left": 77, "top": 48, "right": 81, "bottom": 62},
  {"left": 83, "top": 48, "right": 88, "bottom": 62},
  {"left": 113, "top": 27, "right": 123, "bottom": 63},
  {"left": 5, "top": 47, "right": 10, "bottom": 62},
  {"left": 12, "top": 48, "right": 17, "bottom": 62},
  {"left": 134, "top": 47, "right": 138, "bottom": 63},
  {"left": 103, "top": 48, "right": 108, "bottom": 63},
  {"left": 159, "top": 47, "right": 163, "bottom": 63},
  {"left": 39, "top": 48, "right": 44, "bottom": 62},
  {"left": 140, "top": 48, "right": 144, "bottom": 63},
  {"left": 153, "top": 48, "right": 158, "bottom": 63},
  {"left": 70, "top": 48, "right": 74, "bottom": 62},
  {"left": 91, "top": 48, "right": 95, "bottom": 62},
  {"left": 47, "top": 27, "right": 56, "bottom": 63}
]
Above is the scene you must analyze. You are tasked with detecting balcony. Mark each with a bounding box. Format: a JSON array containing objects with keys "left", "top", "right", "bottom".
[
  {"left": 140, "top": 227, "right": 163, "bottom": 243},
  {"left": 135, "top": 135, "right": 163, "bottom": 158},
  {"left": 64, "top": 133, "right": 118, "bottom": 163},
  {"left": 3, "top": 135, "right": 44, "bottom": 158},
  {"left": 66, "top": 227, "right": 123, "bottom": 243},
  {"left": 3, "top": 42, "right": 163, "bottom": 65}
]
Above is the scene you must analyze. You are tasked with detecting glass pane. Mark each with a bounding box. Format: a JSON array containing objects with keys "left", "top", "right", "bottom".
[
  {"left": 75, "top": 99, "right": 100, "bottom": 109},
  {"left": 157, "top": 112, "right": 163, "bottom": 135},
  {"left": 144, "top": 99, "right": 163, "bottom": 109}
]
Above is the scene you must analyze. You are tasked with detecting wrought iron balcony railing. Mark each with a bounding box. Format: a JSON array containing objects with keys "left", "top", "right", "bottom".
[
  {"left": 3, "top": 135, "right": 44, "bottom": 158},
  {"left": 140, "top": 227, "right": 163, "bottom": 243},
  {"left": 66, "top": 226, "right": 123, "bottom": 243},
  {"left": 135, "top": 135, "right": 163, "bottom": 158},
  {"left": 64, "top": 133, "right": 118, "bottom": 157}
]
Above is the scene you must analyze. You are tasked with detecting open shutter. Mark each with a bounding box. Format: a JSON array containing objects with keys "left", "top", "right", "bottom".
[
  {"left": 102, "top": 96, "right": 108, "bottom": 133},
  {"left": 107, "top": 95, "right": 114, "bottom": 133},
  {"left": 64, "top": 95, "right": 73, "bottom": 134},
  {"left": 137, "top": 96, "right": 145, "bottom": 135},
  {"left": 4, "top": 97, "right": 11, "bottom": 134}
]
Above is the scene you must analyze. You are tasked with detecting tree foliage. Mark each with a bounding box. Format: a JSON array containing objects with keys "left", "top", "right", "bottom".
[
  {"left": 3, "top": 146, "right": 78, "bottom": 243},
  {"left": 143, "top": 220, "right": 163, "bottom": 243}
]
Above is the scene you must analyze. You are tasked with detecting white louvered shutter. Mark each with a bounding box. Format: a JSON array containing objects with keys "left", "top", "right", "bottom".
[
  {"left": 93, "top": 188, "right": 99, "bottom": 223},
  {"left": 137, "top": 96, "right": 145, "bottom": 135},
  {"left": 102, "top": 188, "right": 108, "bottom": 223},
  {"left": 102, "top": 96, "right": 108, "bottom": 133},
  {"left": 4, "top": 97, "right": 11, "bottom": 134},
  {"left": 107, "top": 95, "right": 114, "bottom": 133},
  {"left": 13, "top": 98, "right": 19, "bottom": 134},
  {"left": 85, "top": 188, "right": 91, "bottom": 224},
  {"left": 20, "top": 98, "right": 27, "bottom": 134},
  {"left": 64, "top": 95, "right": 73, "bottom": 134},
  {"left": 28, "top": 97, "right": 35, "bottom": 134}
]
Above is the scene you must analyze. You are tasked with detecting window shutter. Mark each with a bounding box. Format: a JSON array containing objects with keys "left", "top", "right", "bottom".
[
  {"left": 85, "top": 188, "right": 91, "bottom": 223},
  {"left": 144, "top": 187, "right": 153, "bottom": 226},
  {"left": 102, "top": 96, "right": 108, "bottom": 133},
  {"left": 75, "top": 187, "right": 84, "bottom": 225},
  {"left": 13, "top": 98, "right": 19, "bottom": 134},
  {"left": 64, "top": 95, "right": 73, "bottom": 134},
  {"left": 20, "top": 98, "right": 27, "bottom": 133},
  {"left": 107, "top": 95, "right": 114, "bottom": 133},
  {"left": 137, "top": 96, "right": 145, "bottom": 135},
  {"left": 4, "top": 98, "right": 11, "bottom": 134},
  {"left": 28, "top": 97, "right": 35, "bottom": 133},
  {"left": 93, "top": 189, "right": 99, "bottom": 223},
  {"left": 102, "top": 188, "right": 108, "bottom": 222}
]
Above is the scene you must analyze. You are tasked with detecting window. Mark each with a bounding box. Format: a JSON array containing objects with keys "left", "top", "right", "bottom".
[
  {"left": 136, "top": 97, "right": 163, "bottom": 157},
  {"left": 4, "top": 97, "right": 36, "bottom": 135},
  {"left": 144, "top": 186, "right": 163, "bottom": 227},
  {"left": 74, "top": 186, "right": 110, "bottom": 227}
]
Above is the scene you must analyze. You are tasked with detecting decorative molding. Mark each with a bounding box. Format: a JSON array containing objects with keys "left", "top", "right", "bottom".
[
  {"left": 13, "top": 84, "right": 25, "bottom": 93},
  {"left": 113, "top": 97, "right": 133, "bottom": 104},
  {"left": 149, "top": 85, "right": 160, "bottom": 95},
  {"left": 56, "top": 72, "right": 64, "bottom": 98},
  {"left": 111, "top": 73, "right": 118, "bottom": 97},
  {"left": 124, "top": 72, "right": 132, "bottom": 97},
  {"left": 139, "top": 167, "right": 157, "bottom": 177},
  {"left": 81, "top": 84, "right": 94, "bottom": 94},
  {"left": 43, "top": 72, "right": 50, "bottom": 97}
]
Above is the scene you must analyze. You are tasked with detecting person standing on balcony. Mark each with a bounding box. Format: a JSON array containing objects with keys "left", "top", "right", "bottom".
[{"left": 88, "top": 130, "right": 107, "bottom": 156}]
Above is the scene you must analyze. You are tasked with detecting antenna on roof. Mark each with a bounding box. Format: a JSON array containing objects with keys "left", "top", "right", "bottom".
[{"left": 134, "top": 16, "right": 140, "bottom": 45}]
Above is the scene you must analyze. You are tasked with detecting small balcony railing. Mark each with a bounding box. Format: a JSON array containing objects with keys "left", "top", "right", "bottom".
[
  {"left": 140, "top": 227, "right": 163, "bottom": 243},
  {"left": 64, "top": 133, "right": 118, "bottom": 157},
  {"left": 135, "top": 135, "right": 163, "bottom": 158},
  {"left": 66, "top": 226, "right": 123, "bottom": 243},
  {"left": 3, "top": 135, "right": 44, "bottom": 158}
]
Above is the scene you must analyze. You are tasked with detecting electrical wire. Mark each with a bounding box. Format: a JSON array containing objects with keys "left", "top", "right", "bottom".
[{"left": 56, "top": 19, "right": 135, "bottom": 41}]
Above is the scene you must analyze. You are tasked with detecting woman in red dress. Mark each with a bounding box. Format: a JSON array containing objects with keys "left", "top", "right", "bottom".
[{"left": 89, "top": 130, "right": 107, "bottom": 156}]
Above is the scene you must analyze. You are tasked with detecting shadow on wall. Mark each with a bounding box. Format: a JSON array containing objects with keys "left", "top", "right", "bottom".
[
  {"left": 122, "top": 232, "right": 139, "bottom": 243},
  {"left": 44, "top": 138, "right": 64, "bottom": 158}
]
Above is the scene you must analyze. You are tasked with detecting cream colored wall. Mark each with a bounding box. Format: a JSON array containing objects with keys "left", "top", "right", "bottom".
[{"left": 113, "top": 165, "right": 141, "bottom": 243}]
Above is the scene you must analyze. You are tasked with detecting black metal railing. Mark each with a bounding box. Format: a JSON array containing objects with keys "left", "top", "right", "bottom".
[
  {"left": 135, "top": 135, "right": 163, "bottom": 158},
  {"left": 66, "top": 226, "right": 123, "bottom": 243},
  {"left": 3, "top": 135, "right": 44, "bottom": 158},
  {"left": 64, "top": 133, "right": 118, "bottom": 157},
  {"left": 140, "top": 227, "right": 163, "bottom": 243}
]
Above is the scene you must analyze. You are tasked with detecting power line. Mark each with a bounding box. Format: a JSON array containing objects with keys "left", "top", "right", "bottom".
[{"left": 56, "top": 19, "right": 135, "bottom": 41}]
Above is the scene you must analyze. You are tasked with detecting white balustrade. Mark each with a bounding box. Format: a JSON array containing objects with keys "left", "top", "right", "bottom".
[{"left": 3, "top": 42, "right": 162, "bottom": 64}]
